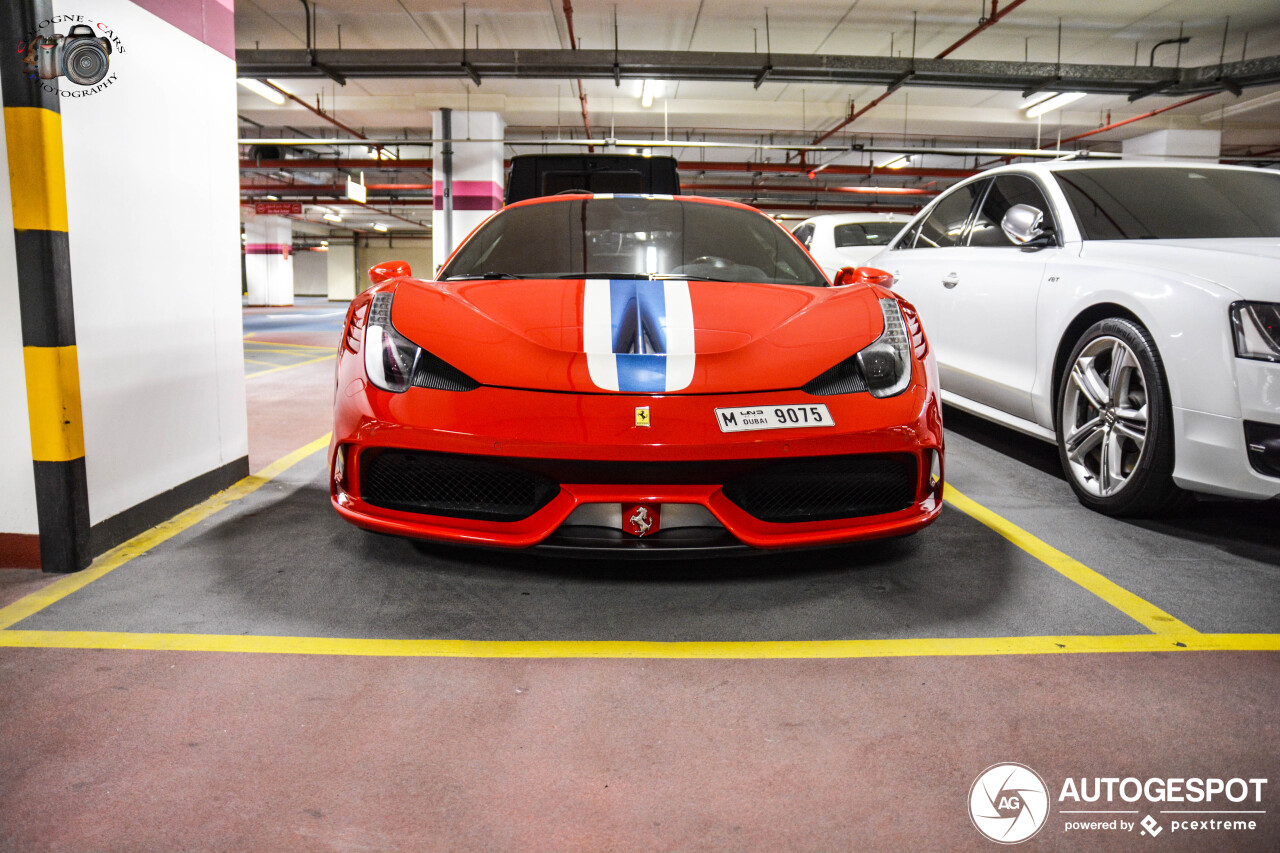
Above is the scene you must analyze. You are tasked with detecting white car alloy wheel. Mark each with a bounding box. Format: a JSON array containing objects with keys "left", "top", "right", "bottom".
[
  {"left": 1062, "top": 335, "right": 1148, "bottom": 498},
  {"left": 1055, "top": 318, "right": 1182, "bottom": 516}
]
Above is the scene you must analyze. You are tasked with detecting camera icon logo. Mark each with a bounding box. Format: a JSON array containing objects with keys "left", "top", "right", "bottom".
[
  {"left": 26, "top": 24, "right": 112, "bottom": 86},
  {"left": 969, "top": 762, "right": 1051, "bottom": 844}
]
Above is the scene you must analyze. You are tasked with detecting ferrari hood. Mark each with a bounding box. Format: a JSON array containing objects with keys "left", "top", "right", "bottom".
[{"left": 389, "top": 277, "right": 886, "bottom": 394}]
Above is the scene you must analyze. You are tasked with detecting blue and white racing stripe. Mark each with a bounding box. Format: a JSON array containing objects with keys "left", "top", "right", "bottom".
[{"left": 584, "top": 279, "right": 695, "bottom": 392}]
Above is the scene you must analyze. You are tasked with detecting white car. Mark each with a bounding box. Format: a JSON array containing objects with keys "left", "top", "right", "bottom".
[
  {"left": 871, "top": 160, "right": 1280, "bottom": 515},
  {"left": 792, "top": 213, "right": 910, "bottom": 279}
]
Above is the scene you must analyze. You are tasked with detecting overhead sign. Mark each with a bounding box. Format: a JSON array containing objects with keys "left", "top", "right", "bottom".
[
  {"left": 254, "top": 201, "right": 302, "bottom": 215},
  {"left": 346, "top": 176, "right": 367, "bottom": 203}
]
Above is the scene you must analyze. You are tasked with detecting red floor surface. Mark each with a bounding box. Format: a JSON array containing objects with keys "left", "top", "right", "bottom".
[{"left": 1, "top": 650, "right": 1276, "bottom": 851}]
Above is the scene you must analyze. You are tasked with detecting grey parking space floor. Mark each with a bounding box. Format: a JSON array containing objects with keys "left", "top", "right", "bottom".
[{"left": 2, "top": 418, "right": 1276, "bottom": 657}]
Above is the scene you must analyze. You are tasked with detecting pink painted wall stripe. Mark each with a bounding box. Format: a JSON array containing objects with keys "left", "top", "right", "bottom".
[
  {"left": 433, "top": 180, "right": 504, "bottom": 211},
  {"left": 244, "top": 244, "right": 291, "bottom": 255},
  {"left": 131, "top": 0, "right": 236, "bottom": 60}
]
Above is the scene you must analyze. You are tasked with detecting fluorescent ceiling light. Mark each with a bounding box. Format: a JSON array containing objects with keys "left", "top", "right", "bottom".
[
  {"left": 1024, "top": 92, "right": 1087, "bottom": 118},
  {"left": 640, "top": 80, "right": 663, "bottom": 109},
  {"left": 373, "top": 222, "right": 388, "bottom": 232},
  {"left": 264, "top": 195, "right": 278, "bottom": 201},
  {"left": 1019, "top": 92, "right": 1056, "bottom": 110},
  {"left": 879, "top": 154, "right": 911, "bottom": 169},
  {"left": 321, "top": 240, "right": 329, "bottom": 246},
  {"left": 237, "top": 78, "right": 285, "bottom": 105},
  {"left": 322, "top": 213, "right": 343, "bottom": 222}
]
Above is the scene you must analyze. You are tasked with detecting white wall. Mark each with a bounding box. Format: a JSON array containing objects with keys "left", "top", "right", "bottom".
[
  {"left": 356, "top": 239, "right": 434, "bottom": 290},
  {"left": 244, "top": 215, "right": 293, "bottom": 305},
  {"left": 0, "top": 112, "right": 39, "bottom": 537},
  {"left": 55, "top": 0, "right": 248, "bottom": 526},
  {"left": 327, "top": 244, "right": 355, "bottom": 301},
  {"left": 1122, "top": 129, "right": 1222, "bottom": 159},
  {"left": 293, "top": 249, "right": 328, "bottom": 296}
]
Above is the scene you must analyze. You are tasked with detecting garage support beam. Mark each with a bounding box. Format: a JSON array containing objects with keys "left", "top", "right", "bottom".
[
  {"left": 235, "top": 49, "right": 1280, "bottom": 99},
  {"left": 1, "top": 0, "right": 91, "bottom": 572}
]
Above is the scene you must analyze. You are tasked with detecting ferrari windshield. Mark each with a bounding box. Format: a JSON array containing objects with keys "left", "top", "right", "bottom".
[
  {"left": 440, "top": 196, "right": 828, "bottom": 287},
  {"left": 1055, "top": 167, "right": 1280, "bottom": 240}
]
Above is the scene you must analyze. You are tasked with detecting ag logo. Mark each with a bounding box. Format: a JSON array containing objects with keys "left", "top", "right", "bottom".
[{"left": 969, "top": 763, "right": 1050, "bottom": 844}]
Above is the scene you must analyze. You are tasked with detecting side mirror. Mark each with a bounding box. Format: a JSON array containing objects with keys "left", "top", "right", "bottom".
[
  {"left": 1001, "top": 204, "right": 1052, "bottom": 248},
  {"left": 833, "top": 266, "right": 895, "bottom": 287},
  {"left": 369, "top": 260, "right": 412, "bottom": 284}
]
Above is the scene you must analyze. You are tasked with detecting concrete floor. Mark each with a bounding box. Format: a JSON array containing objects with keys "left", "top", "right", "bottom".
[{"left": 1, "top": 299, "right": 1277, "bottom": 851}]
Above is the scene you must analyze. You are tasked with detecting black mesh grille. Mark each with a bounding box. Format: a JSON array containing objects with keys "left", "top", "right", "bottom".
[
  {"left": 357, "top": 450, "right": 916, "bottom": 524},
  {"left": 411, "top": 349, "right": 480, "bottom": 392},
  {"left": 359, "top": 450, "right": 558, "bottom": 521},
  {"left": 802, "top": 356, "right": 868, "bottom": 396},
  {"left": 721, "top": 455, "right": 917, "bottom": 522}
]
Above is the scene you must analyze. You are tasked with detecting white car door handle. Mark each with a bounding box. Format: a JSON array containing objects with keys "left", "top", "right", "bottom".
[{"left": 942, "top": 272, "right": 959, "bottom": 288}]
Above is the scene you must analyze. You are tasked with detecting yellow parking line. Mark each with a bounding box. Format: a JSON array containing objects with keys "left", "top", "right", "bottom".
[
  {"left": 245, "top": 353, "right": 333, "bottom": 379},
  {"left": 0, "top": 631, "right": 1273, "bottom": 658},
  {"left": 0, "top": 434, "right": 332, "bottom": 631},
  {"left": 243, "top": 339, "right": 335, "bottom": 351},
  {"left": 243, "top": 358, "right": 276, "bottom": 366},
  {"left": 944, "top": 485, "right": 1196, "bottom": 635}
]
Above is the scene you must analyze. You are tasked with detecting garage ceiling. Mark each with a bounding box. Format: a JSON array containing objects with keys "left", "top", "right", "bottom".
[{"left": 235, "top": 1, "right": 1280, "bottom": 227}]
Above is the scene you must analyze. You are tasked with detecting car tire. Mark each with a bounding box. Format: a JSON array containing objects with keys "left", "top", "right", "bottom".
[{"left": 1055, "top": 318, "right": 1187, "bottom": 517}]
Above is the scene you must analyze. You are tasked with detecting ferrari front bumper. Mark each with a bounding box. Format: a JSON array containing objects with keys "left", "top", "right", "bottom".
[{"left": 330, "top": 382, "right": 944, "bottom": 552}]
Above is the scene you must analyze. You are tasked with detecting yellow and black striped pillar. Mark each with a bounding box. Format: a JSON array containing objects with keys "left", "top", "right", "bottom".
[{"left": 2, "top": 1, "right": 90, "bottom": 572}]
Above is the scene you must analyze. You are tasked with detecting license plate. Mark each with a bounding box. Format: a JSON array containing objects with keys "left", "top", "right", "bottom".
[{"left": 715, "top": 404, "right": 835, "bottom": 433}]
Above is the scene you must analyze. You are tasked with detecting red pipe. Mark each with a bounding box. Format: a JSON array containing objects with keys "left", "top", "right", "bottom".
[
  {"left": 679, "top": 160, "right": 977, "bottom": 179},
  {"left": 811, "top": 0, "right": 1033, "bottom": 145},
  {"left": 261, "top": 80, "right": 369, "bottom": 140},
  {"left": 241, "top": 159, "right": 436, "bottom": 169},
  {"left": 935, "top": 0, "right": 1031, "bottom": 59},
  {"left": 241, "top": 183, "right": 433, "bottom": 192},
  {"left": 682, "top": 183, "right": 937, "bottom": 196},
  {"left": 239, "top": 158, "right": 978, "bottom": 180},
  {"left": 561, "top": 0, "right": 594, "bottom": 150},
  {"left": 1057, "top": 92, "right": 1217, "bottom": 144}
]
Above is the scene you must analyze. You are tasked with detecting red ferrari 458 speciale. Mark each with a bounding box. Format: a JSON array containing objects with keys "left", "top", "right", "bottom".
[{"left": 330, "top": 194, "right": 943, "bottom": 554}]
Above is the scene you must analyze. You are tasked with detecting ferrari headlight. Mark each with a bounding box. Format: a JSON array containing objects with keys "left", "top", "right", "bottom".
[
  {"left": 364, "top": 293, "right": 419, "bottom": 392},
  {"left": 856, "top": 298, "right": 913, "bottom": 398},
  {"left": 1231, "top": 301, "right": 1280, "bottom": 363}
]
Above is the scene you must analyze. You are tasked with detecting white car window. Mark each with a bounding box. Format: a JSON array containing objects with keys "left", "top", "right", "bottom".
[
  {"left": 792, "top": 223, "right": 815, "bottom": 249},
  {"left": 968, "top": 175, "right": 1058, "bottom": 248},
  {"left": 913, "top": 181, "right": 988, "bottom": 249}
]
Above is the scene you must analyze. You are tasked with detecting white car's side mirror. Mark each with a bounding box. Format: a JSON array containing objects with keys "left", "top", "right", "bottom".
[{"left": 1001, "top": 204, "right": 1049, "bottom": 246}]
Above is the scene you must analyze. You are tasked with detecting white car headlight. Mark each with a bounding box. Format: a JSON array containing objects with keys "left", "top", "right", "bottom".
[
  {"left": 856, "top": 298, "right": 913, "bottom": 398},
  {"left": 1230, "top": 301, "right": 1280, "bottom": 363}
]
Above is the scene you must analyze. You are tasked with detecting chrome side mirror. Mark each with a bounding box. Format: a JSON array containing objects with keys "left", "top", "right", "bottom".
[{"left": 1001, "top": 204, "right": 1047, "bottom": 245}]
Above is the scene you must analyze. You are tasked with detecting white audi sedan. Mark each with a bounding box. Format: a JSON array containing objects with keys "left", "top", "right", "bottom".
[
  {"left": 791, "top": 212, "right": 911, "bottom": 279},
  {"left": 870, "top": 161, "right": 1280, "bottom": 516}
]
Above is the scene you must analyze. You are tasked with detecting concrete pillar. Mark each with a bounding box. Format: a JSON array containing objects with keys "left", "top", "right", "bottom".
[
  {"left": 1122, "top": 129, "right": 1221, "bottom": 160},
  {"left": 327, "top": 243, "right": 356, "bottom": 301},
  {"left": 244, "top": 215, "right": 293, "bottom": 306},
  {"left": 432, "top": 110, "right": 505, "bottom": 275}
]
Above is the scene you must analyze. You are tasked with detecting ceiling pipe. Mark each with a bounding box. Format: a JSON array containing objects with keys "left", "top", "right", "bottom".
[
  {"left": 560, "top": 0, "right": 594, "bottom": 151},
  {"left": 682, "top": 183, "right": 937, "bottom": 196},
  {"left": 810, "top": 0, "right": 1033, "bottom": 146},
  {"left": 1056, "top": 91, "right": 1217, "bottom": 144},
  {"left": 239, "top": 158, "right": 980, "bottom": 179},
  {"left": 935, "top": 0, "right": 1033, "bottom": 60},
  {"left": 259, "top": 79, "right": 369, "bottom": 140}
]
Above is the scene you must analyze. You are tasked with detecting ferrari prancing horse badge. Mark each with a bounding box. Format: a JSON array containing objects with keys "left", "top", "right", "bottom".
[{"left": 635, "top": 406, "right": 650, "bottom": 427}]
